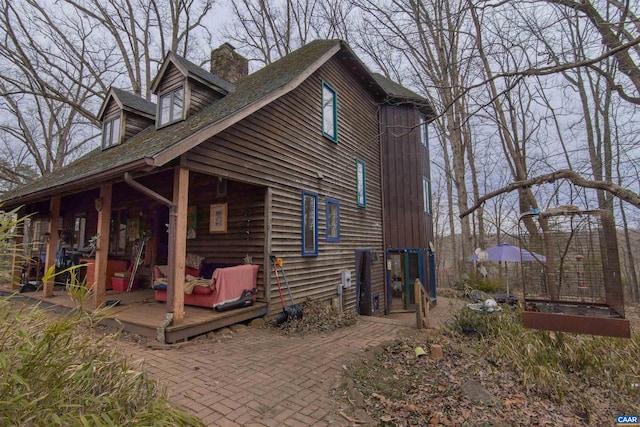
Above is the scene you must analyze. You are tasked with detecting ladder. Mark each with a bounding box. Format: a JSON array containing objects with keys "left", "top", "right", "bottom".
[{"left": 128, "top": 236, "right": 148, "bottom": 292}]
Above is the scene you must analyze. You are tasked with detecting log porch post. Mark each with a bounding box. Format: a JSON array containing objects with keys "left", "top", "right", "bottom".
[
  {"left": 43, "top": 196, "right": 61, "bottom": 297},
  {"left": 93, "top": 183, "right": 112, "bottom": 308},
  {"left": 170, "top": 166, "right": 189, "bottom": 323}
]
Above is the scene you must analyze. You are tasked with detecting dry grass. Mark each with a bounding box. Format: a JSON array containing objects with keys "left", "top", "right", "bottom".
[
  {"left": 0, "top": 297, "right": 203, "bottom": 426},
  {"left": 344, "top": 304, "right": 640, "bottom": 426}
]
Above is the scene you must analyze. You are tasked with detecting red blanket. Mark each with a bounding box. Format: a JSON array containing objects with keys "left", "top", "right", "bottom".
[{"left": 211, "top": 264, "right": 259, "bottom": 307}]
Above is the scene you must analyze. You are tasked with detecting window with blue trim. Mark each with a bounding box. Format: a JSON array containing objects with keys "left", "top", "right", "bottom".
[
  {"left": 423, "top": 176, "right": 432, "bottom": 215},
  {"left": 302, "top": 191, "right": 318, "bottom": 256},
  {"left": 322, "top": 81, "right": 337, "bottom": 142},
  {"left": 356, "top": 159, "right": 366, "bottom": 207},
  {"left": 326, "top": 198, "right": 340, "bottom": 242}
]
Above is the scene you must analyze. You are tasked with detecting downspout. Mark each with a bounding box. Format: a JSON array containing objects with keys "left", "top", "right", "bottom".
[
  {"left": 378, "top": 107, "right": 389, "bottom": 314},
  {"left": 124, "top": 172, "right": 176, "bottom": 342}
]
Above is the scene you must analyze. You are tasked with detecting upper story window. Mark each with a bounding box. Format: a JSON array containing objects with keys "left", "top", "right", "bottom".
[
  {"left": 102, "top": 116, "right": 121, "bottom": 149},
  {"left": 326, "top": 198, "right": 340, "bottom": 242},
  {"left": 356, "top": 159, "right": 366, "bottom": 207},
  {"left": 420, "top": 114, "right": 428, "bottom": 147},
  {"left": 423, "top": 176, "right": 432, "bottom": 215},
  {"left": 322, "top": 81, "right": 337, "bottom": 142},
  {"left": 302, "top": 190, "right": 318, "bottom": 256},
  {"left": 158, "top": 86, "right": 184, "bottom": 127}
]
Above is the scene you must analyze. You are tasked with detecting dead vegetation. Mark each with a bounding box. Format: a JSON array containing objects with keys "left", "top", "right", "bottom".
[
  {"left": 270, "top": 298, "right": 358, "bottom": 335},
  {"left": 337, "top": 304, "right": 640, "bottom": 426},
  {"left": 0, "top": 298, "right": 203, "bottom": 426}
]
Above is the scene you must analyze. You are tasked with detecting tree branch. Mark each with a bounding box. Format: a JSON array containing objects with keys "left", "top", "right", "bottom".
[{"left": 460, "top": 169, "right": 640, "bottom": 218}]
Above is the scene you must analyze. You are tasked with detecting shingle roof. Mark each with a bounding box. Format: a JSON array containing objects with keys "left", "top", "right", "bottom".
[
  {"left": 111, "top": 87, "right": 156, "bottom": 117},
  {"left": 171, "top": 53, "right": 235, "bottom": 94},
  {"left": 372, "top": 72, "right": 435, "bottom": 118},
  {"left": 1, "top": 40, "right": 432, "bottom": 205}
]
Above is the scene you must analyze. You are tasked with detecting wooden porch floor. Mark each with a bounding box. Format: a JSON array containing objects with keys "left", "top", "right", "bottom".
[{"left": 0, "top": 285, "right": 268, "bottom": 344}]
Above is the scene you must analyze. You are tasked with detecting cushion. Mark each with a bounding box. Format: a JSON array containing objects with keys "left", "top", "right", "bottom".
[
  {"left": 185, "top": 253, "right": 205, "bottom": 270},
  {"left": 192, "top": 285, "right": 213, "bottom": 295},
  {"left": 185, "top": 267, "right": 200, "bottom": 277},
  {"left": 156, "top": 265, "right": 169, "bottom": 278}
]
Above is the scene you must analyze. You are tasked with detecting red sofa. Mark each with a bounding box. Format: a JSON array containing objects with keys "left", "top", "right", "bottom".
[{"left": 154, "top": 264, "right": 258, "bottom": 309}]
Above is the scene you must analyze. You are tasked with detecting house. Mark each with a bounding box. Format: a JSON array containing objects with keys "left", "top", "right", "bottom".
[{"left": 1, "top": 40, "right": 436, "bottom": 340}]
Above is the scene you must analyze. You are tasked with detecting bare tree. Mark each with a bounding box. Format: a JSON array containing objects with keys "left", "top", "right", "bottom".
[
  {"left": 351, "top": 0, "right": 479, "bottom": 270},
  {"left": 221, "top": 0, "right": 352, "bottom": 66},
  {"left": 0, "top": 0, "right": 215, "bottom": 185}
]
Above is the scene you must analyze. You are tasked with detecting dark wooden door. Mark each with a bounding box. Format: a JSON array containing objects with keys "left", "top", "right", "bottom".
[{"left": 356, "top": 249, "right": 372, "bottom": 315}]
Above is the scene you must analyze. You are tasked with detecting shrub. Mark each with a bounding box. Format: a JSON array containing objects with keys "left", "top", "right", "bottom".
[
  {"left": 0, "top": 298, "right": 204, "bottom": 426},
  {"left": 448, "top": 306, "right": 640, "bottom": 403},
  {"left": 0, "top": 210, "right": 202, "bottom": 426}
]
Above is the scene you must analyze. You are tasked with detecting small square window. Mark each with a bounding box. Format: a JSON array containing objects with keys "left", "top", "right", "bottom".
[
  {"left": 356, "top": 159, "right": 366, "bottom": 207},
  {"left": 158, "top": 86, "right": 184, "bottom": 127},
  {"left": 302, "top": 191, "right": 318, "bottom": 256},
  {"left": 326, "top": 198, "right": 340, "bottom": 242},
  {"left": 322, "top": 81, "right": 337, "bottom": 142},
  {"left": 423, "top": 177, "right": 432, "bottom": 215},
  {"left": 102, "top": 116, "right": 121, "bottom": 149}
]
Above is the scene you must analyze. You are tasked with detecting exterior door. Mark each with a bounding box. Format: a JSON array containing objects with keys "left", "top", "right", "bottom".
[
  {"left": 386, "top": 249, "right": 424, "bottom": 311},
  {"left": 427, "top": 248, "right": 437, "bottom": 302},
  {"left": 356, "top": 249, "right": 372, "bottom": 315},
  {"left": 403, "top": 250, "right": 422, "bottom": 309}
]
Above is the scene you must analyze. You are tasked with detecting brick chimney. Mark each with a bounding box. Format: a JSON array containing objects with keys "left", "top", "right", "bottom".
[{"left": 210, "top": 43, "right": 248, "bottom": 84}]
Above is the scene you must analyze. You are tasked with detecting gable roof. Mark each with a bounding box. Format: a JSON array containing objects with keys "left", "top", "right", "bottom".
[
  {"left": 150, "top": 51, "right": 235, "bottom": 95},
  {"left": 97, "top": 87, "right": 156, "bottom": 121},
  {"left": 2, "top": 40, "right": 432, "bottom": 206}
]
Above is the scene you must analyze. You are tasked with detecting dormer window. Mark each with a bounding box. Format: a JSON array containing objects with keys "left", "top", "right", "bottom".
[
  {"left": 102, "top": 116, "right": 121, "bottom": 149},
  {"left": 158, "top": 86, "right": 184, "bottom": 127}
]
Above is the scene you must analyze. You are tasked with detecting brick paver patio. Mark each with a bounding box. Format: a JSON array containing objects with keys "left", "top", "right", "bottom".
[{"left": 115, "top": 297, "right": 465, "bottom": 426}]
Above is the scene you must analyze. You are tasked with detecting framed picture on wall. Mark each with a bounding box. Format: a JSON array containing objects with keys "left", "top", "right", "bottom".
[{"left": 209, "top": 203, "right": 227, "bottom": 233}]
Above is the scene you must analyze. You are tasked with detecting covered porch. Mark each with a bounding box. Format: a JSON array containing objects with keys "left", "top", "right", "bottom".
[
  {"left": 1, "top": 287, "right": 268, "bottom": 343},
  {"left": 7, "top": 166, "right": 272, "bottom": 342}
]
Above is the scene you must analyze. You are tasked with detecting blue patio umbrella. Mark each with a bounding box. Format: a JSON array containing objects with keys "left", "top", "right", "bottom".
[{"left": 469, "top": 243, "right": 545, "bottom": 295}]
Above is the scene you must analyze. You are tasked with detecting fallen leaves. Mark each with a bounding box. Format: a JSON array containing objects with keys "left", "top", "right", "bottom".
[{"left": 345, "top": 328, "right": 635, "bottom": 426}]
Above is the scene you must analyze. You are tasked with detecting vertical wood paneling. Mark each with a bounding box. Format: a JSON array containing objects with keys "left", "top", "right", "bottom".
[
  {"left": 380, "top": 104, "right": 435, "bottom": 292},
  {"left": 381, "top": 104, "right": 433, "bottom": 249}
]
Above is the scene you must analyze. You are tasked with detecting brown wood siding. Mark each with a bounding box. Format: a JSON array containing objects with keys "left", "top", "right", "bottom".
[
  {"left": 156, "top": 63, "right": 185, "bottom": 94},
  {"left": 188, "top": 81, "right": 223, "bottom": 116},
  {"left": 123, "top": 112, "right": 153, "bottom": 141},
  {"left": 184, "top": 174, "right": 267, "bottom": 301},
  {"left": 380, "top": 104, "right": 432, "bottom": 250},
  {"left": 103, "top": 100, "right": 120, "bottom": 120},
  {"left": 186, "top": 56, "right": 386, "bottom": 316}
]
